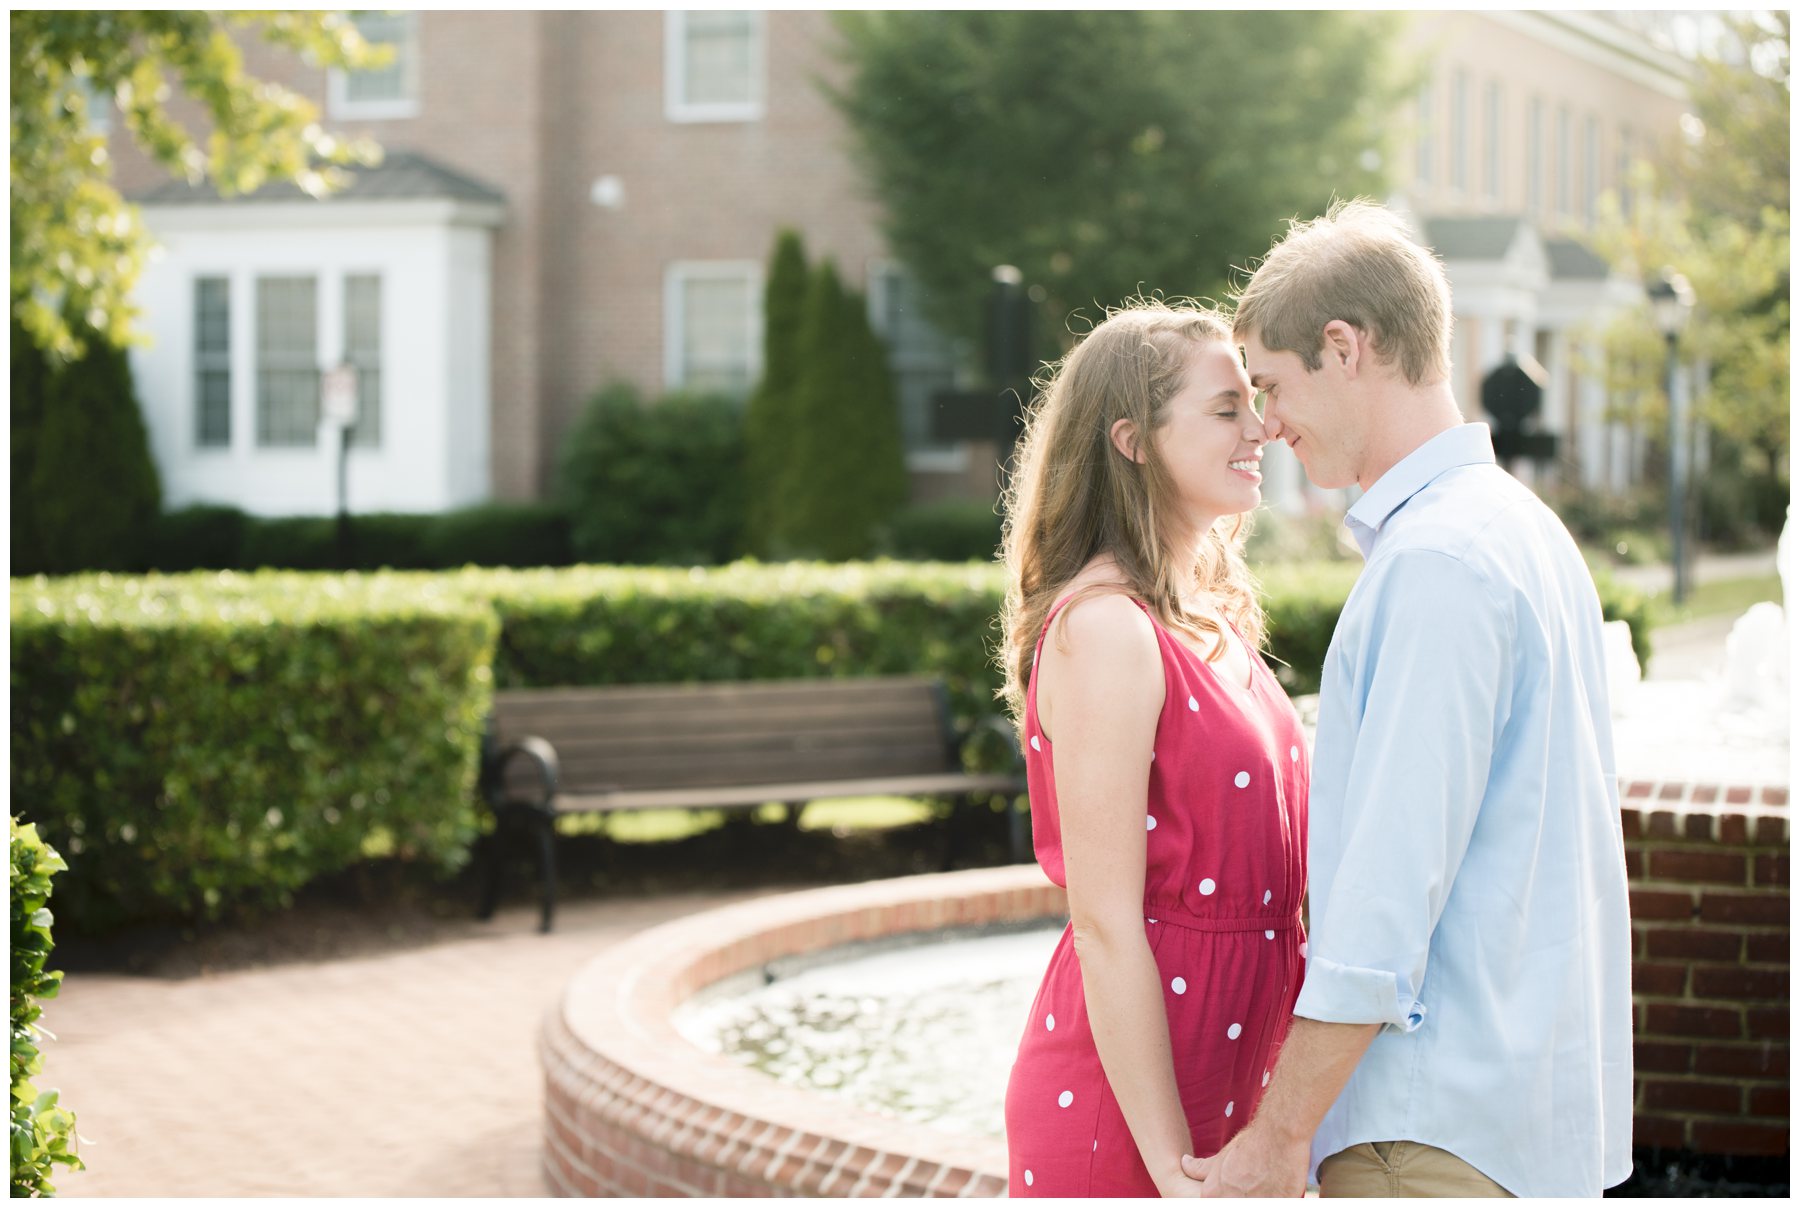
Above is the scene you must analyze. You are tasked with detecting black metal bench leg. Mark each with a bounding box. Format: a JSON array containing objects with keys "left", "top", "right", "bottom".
[
  {"left": 476, "top": 811, "right": 510, "bottom": 921},
  {"left": 534, "top": 810, "right": 558, "bottom": 934}
]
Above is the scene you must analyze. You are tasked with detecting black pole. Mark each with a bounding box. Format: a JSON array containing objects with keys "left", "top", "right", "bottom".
[
  {"left": 1665, "top": 331, "right": 1686, "bottom": 606},
  {"left": 336, "top": 422, "right": 353, "bottom": 568}
]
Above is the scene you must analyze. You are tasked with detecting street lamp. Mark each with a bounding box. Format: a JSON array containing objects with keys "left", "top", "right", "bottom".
[{"left": 1646, "top": 268, "right": 1695, "bottom": 604}]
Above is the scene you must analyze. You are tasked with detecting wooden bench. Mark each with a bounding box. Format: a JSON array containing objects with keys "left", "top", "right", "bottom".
[{"left": 475, "top": 675, "right": 1027, "bottom": 931}]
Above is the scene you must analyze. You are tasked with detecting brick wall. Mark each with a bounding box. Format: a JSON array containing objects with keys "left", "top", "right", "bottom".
[{"left": 1621, "top": 784, "right": 1789, "bottom": 1157}]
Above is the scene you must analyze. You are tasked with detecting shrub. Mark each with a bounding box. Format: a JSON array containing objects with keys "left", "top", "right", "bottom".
[
  {"left": 146, "top": 504, "right": 252, "bottom": 571},
  {"left": 239, "top": 516, "right": 339, "bottom": 570},
  {"left": 424, "top": 502, "right": 572, "bottom": 569},
  {"left": 556, "top": 382, "right": 747, "bottom": 565},
  {"left": 743, "top": 230, "right": 811, "bottom": 556},
  {"left": 10, "top": 817, "right": 83, "bottom": 1196},
  {"left": 887, "top": 500, "right": 1004, "bottom": 562},
  {"left": 147, "top": 504, "right": 574, "bottom": 573},
  {"left": 11, "top": 320, "right": 162, "bottom": 576},
  {"left": 10, "top": 572, "right": 498, "bottom": 933}
]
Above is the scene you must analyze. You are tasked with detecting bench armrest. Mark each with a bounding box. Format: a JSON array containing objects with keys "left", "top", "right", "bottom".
[{"left": 481, "top": 734, "right": 562, "bottom": 812}]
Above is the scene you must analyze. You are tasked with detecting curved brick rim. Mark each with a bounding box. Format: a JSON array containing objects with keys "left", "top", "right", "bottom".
[{"left": 541, "top": 865, "right": 1068, "bottom": 1198}]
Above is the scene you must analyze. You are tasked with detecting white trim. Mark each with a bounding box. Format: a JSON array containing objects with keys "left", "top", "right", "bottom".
[
  {"left": 1484, "top": 11, "right": 1690, "bottom": 100},
  {"left": 662, "top": 260, "right": 763, "bottom": 393},
  {"left": 327, "top": 10, "right": 422, "bottom": 121},
  {"left": 141, "top": 198, "right": 506, "bottom": 232},
  {"left": 664, "top": 10, "right": 765, "bottom": 124}
]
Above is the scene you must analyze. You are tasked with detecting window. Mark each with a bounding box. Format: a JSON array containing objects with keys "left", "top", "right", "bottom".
[
  {"left": 1414, "top": 79, "right": 1434, "bottom": 186},
  {"left": 344, "top": 274, "right": 382, "bottom": 447},
  {"left": 665, "top": 263, "right": 759, "bottom": 396},
  {"left": 1526, "top": 96, "right": 1543, "bottom": 216},
  {"left": 194, "top": 277, "right": 231, "bottom": 448},
  {"left": 1584, "top": 115, "right": 1600, "bottom": 227},
  {"left": 76, "top": 73, "right": 111, "bottom": 136},
  {"left": 1483, "top": 80, "right": 1502, "bottom": 204},
  {"left": 256, "top": 276, "right": 319, "bottom": 447},
  {"left": 329, "top": 11, "right": 419, "bottom": 119},
  {"left": 666, "top": 10, "right": 763, "bottom": 122},
  {"left": 867, "top": 264, "right": 963, "bottom": 457},
  {"left": 1556, "top": 104, "right": 1572, "bottom": 217},
  {"left": 1449, "top": 70, "right": 1468, "bottom": 193}
]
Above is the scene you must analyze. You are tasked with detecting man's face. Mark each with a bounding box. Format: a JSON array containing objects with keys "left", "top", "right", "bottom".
[{"left": 1242, "top": 331, "right": 1363, "bottom": 491}]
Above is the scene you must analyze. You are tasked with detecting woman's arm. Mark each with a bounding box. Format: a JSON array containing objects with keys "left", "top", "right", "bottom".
[{"left": 1038, "top": 595, "right": 1200, "bottom": 1196}]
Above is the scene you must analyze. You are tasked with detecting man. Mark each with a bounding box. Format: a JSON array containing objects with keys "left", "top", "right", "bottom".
[{"left": 1181, "top": 200, "right": 1633, "bottom": 1197}]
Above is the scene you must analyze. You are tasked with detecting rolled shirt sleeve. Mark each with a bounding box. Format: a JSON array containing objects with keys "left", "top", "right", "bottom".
[{"left": 1296, "top": 548, "right": 1514, "bottom": 1033}]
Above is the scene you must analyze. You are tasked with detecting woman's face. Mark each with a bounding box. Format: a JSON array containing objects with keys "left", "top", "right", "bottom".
[{"left": 1146, "top": 341, "right": 1268, "bottom": 538}]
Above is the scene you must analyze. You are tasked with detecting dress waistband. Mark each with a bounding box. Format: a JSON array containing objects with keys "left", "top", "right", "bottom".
[{"left": 1144, "top": 905, "right": 1302, "bottom": 934}]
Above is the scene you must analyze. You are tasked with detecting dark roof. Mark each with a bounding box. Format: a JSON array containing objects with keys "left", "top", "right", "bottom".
[
  {"left": 129, "top": 150, "right": 505, "bottom": 207},
  {"left": 1544, "top": 236, "right": 1612, "bottom": 280},
  {"left": 1422, "top": 215, "right": 1528, "bottom": 260}
]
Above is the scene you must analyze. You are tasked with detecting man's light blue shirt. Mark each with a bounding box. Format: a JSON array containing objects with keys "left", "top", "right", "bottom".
[{"left": 1296, "top": 423, "right": 1634, "bottom": 1196}]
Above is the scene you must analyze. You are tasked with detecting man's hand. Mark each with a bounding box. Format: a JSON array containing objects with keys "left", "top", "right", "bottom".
[{"left": 1180, "top": 1122, "right": 1310, "bottom": 1198}]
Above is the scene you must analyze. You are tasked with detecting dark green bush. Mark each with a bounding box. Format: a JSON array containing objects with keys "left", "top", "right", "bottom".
[
  {"left": 424, "top": 502, "right": 571, "bottom": 569},
  {"left": 556, "top": 382, "right": 747, "bottom": 565},
  {"left": 146, "top": 504, "right": 252, "bottom": 571},
  {"left": 239, "top": 516, "right": 338, "bottom": 570},
  {"left": 10, "top": 572, "right": 498, "bottom": 933},
  {"left": 887, "top": 501, "right": 1003, "bottom": 562},
  {"left": 11, "top": 320, "right": 162, "bottom": 576},
  {"left": 744, "top": 230, "right": 811, "bottom": 557},
  {"left": 10, "top": 817, "right": 83, "bottom": 1195}
]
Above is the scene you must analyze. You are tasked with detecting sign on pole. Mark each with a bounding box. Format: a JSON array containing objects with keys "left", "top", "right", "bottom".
[{"left": 322, "top": 363, "right": 360, "bottom": 426}]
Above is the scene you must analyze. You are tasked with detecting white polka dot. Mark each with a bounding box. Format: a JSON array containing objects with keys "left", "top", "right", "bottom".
[
  {"left": 1093, "top": 1139, "right": 1098, "bottom": 1152},
  {"left": 1030, "top": 735, "right": 1041, "bottom": 752},
  {"left": 1148, "top": 918, "right": 1158, "bottom": 925},
  {"left": 1198, "top": 878, "right": 1216, "bottom": 895},
  {"left": 1146, "top": 815, "right": 1158, "bottom": 831},
  {"left": 1300, "top": 942, "right": 1308, "bottom": 959},
  {"left": 1227, "top": 1023, "right": 1243, "bottom": 1040},
  {"left": 1263, "top": 1070, "right": 1272, "bottom": 1087},
  {"left": 1265, "top": 930, "right": 1275, "bottom": 940},
  {"left": 1188, "top": 695, "right": 1199, "bottom": 711},
  {"left": 1046, "top": 1013, "right": 1055, "bottom": 1031},
  {"left": 1058, "top": 1090, "right": 1074, "bottom": 1108},
  {"left": 1225, "top": 1100, "right": 1235, "bottom": 1117},
  {"left": 1290, "top": 745, "right": 1299, "bottom": 762},
  {"left": 1234, "top": 771, "right": 1251, "bottom": 789},
  {"left": 1263, "top": 889, "right": 1272, "bottom": 905},
  {"left": 1150, "top": 750, "right": 1156, "bottom": 762},
  {"left": 1171, "top": 976, "right": 1187, "bottom": 995},
  {"left": 1024, "top": 1170, "right": 1034, "bottom": 1187}
]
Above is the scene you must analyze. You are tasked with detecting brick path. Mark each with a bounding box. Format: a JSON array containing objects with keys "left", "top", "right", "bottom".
[{"left": 45, "top": 890, "right": 778, "bottom": 1197}]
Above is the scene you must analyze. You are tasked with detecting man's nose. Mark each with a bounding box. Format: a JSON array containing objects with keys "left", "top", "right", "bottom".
[{"left": 1260, "top": 406, "right": 1284, "bottom": 442}]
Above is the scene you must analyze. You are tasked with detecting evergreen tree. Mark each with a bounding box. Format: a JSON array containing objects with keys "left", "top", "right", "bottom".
[
  {"left": 14, "top": 324, "right": 163, "bottom": 574},
  {"left": 10, "top": 320, "right": 51, "bottom": 570},
  {"left": 782, "top": 260, "right": 910, "bottom": 559},
  {"left": 743, "top": 229, "right": 810, "bottom": 556}
]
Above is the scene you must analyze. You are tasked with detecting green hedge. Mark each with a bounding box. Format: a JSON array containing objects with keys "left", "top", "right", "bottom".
[
  {"left": 10, "top": 818, "right": 83, "bottom": 1196},
  {"left": 11, "top": 572, "right": 498, "bottom": 933}
]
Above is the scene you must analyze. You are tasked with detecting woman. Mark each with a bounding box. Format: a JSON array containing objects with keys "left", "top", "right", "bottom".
[{"left": 998, "top": 301, "right": 1309, "bottom": 1197}]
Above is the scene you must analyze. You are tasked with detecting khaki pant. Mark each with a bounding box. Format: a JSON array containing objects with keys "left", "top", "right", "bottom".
[{"left": 1318, "top": 1141, "right": 1513, "bottom": 1198}]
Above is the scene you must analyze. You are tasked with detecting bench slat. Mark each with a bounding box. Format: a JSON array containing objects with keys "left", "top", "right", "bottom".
[{"left": 550, "top": 772, "right": 1026, "bottom": 813}]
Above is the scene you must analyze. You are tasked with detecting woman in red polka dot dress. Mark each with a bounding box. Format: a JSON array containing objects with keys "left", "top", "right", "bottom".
[{"left": 996, "top": 301, "right": 1309, "bottom": 1197}]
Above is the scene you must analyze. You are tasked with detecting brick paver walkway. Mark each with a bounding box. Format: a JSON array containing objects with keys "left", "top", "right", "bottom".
[{"left": 45, "top": 890, "right": 779, "bottom": 1197}]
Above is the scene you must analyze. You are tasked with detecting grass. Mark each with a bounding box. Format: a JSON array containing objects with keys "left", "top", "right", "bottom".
[{"left": 1642, "top": 573, "right": 1782, "bottom": 628}]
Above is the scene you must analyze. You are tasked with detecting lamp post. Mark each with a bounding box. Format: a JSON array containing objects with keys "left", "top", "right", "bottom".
[{"left": 1646, "top": 268, "right": 1695, "bottom": 605}]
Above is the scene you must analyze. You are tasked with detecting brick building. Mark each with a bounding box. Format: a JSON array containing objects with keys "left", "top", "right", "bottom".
[{"left": 108, "top": 10, "right": 1691, "bottom": 518}]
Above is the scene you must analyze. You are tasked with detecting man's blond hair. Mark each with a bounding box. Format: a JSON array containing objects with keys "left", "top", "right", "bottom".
[{"left": 1232, "top": 198, "right": 1453, "bottom": 386}]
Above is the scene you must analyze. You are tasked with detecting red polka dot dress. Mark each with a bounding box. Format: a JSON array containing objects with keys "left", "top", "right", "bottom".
[{"left": 1005, "top": 596, "right": 1309, "bottom": 1197}]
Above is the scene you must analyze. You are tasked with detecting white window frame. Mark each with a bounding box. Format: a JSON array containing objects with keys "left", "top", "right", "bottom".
[
  {"left": 663, "top": 260, "right": 763, "bottom": 394},
  {"left": 192, "top": 274, "right": 233, "bottom": 450},
  {"left": 664, "top": 10, "right": 765, "bottom": 123},
  {"left": 328, "top": 11, "right": 421, "bottom": 121}
]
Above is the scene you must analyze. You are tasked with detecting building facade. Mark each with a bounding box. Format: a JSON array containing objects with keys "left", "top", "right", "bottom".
[{"left": 107, "top": 10, "right": 1691, "bottom": 518}]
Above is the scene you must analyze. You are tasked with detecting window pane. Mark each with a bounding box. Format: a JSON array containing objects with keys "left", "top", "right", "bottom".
[
  {"left": 683, "top": 11, "right": 754, "bottom": 106},
  {"left": 347, "top": 11, "right": 414, "bottom": 105},
  {"left": 195, "top": 277, "right": 231, "bottom": 447},
  {"left": 1527, "top": 97, "right": 1543, "bottom": 216},
  {"left": 1556, "top": 105, "right": 1571, "bottom": 216},
  {"left": 256, "top": 276, "right": 319, "bottom": 447},
  {"left": 871, "top": 267, "right": 960, "bottom": 454},
  {"left": 1484, "top": 81, "right": 1502, "bottom": 202},
  {"left": 681, "top": 275, "right": 753, "bottom": 395},
  {"left": 344, "top": 274, "right": 382, "bottom": 448},
  {"left": 1584, "top": 115, "right": 1599, "bottom": 226},
  {"left": 1415, "top": 81, "right": 1433, "bottom": 185},
  {"left": 1450, "top": 71, "right": 1467, "bottom": 192}
]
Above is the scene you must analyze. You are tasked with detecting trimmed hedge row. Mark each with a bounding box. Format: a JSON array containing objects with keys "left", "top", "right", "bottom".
[
  {"left": 11, "top": 572, "right": 498, "bottom": 933},
  {"left": 10, "top": 560, "right": 1653, "bottom": 933}
]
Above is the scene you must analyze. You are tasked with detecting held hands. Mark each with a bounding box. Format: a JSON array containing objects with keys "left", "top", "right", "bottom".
[{"left": 1180, "top": 1123, "right": 1310, "bottom": 1198}]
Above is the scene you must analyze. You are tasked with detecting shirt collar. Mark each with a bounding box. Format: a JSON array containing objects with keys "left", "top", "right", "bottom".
[{"left": 1344, "top": 422, "right": 1497, "bottom": 556}]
